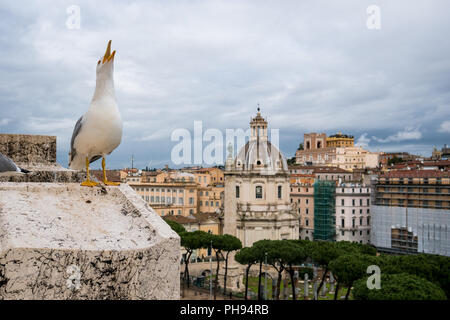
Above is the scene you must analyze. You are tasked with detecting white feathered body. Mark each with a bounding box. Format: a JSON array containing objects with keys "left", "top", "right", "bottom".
[{"left": 70, "top": 98, "right": 122, "bottom": 170}]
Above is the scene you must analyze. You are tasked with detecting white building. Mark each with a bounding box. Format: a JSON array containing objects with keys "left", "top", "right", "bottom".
[
  {"left": 332, "top": 146, "right": 379, "bottom": 170},
  {"left": 335, "top": 183, "right": 372, "bottom": 244}
]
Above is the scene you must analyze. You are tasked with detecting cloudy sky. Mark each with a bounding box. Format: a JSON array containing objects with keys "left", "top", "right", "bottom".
[{"left": 0, "top": 0, "right": 449, "bottom": 169}]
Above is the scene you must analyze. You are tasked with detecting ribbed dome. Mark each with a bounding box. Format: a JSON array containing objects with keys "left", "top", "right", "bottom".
[{"left": 234, "top": 140, "right": 288, "bottom": 172}]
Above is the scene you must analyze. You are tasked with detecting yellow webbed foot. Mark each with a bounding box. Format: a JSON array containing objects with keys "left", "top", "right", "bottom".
[
  {"left": 103, "top": 180, "right": 120, "bottom": 186},
  {"left": 81, "top": 179, "right": 99, "bottom": 187}
]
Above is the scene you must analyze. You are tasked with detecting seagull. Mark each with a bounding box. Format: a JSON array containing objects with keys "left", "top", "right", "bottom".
[
  {"left": 69, "top": 40, "right": 122, "bottom": 187},
  {"left": 0, "top": 152, "right": 29, "bottom": 173}
]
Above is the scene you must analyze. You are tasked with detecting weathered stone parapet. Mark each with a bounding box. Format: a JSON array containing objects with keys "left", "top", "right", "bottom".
[
  {"left": 0, "top": 183, "right": 180, "bottom": 300},
  {"left": 0, "top": 134, "right": 56, "bottom": 166},
  {"left": 0, "top": 133, "right": 85, "bottom": 183}
]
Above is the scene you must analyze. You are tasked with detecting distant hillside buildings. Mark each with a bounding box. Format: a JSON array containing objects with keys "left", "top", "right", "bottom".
[{"left": 295, "top": 132, "right": 379, "bottom": 170}]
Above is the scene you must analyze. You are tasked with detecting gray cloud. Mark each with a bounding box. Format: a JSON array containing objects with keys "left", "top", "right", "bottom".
[{"left": 0, "top": 0, "right": 449, "bottom": 169}]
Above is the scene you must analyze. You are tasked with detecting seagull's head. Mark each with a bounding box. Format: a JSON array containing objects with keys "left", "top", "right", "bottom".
[{"left": 96, "top": 40, "right": 116, "bottom": 77}]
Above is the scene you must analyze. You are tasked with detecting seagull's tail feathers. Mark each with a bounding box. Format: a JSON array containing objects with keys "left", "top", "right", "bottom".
[{"left": 69, "top": 153, "right": 86, "bottom": 171}]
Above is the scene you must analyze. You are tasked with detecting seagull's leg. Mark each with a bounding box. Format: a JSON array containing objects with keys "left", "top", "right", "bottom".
[
  {"left": 81, "top": 156, "right": 99, "bottom": 187},
  {"left": 102, "top": 157, "right": 120, "bottom": 186}
]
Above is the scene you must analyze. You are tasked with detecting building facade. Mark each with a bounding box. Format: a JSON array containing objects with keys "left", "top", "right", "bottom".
[
  {"left": 371, "top": 170, "right": 450, "bottom": 256},
  {"left": 335, "top": 184, "right": 372, "bottom": 244},
  {"left": 295, "top": 132, "right": 379, "bottom": 170},
  {"left": 222, "top": 110, "right": 299, "bottom": 247},
  {"left": 290, "top": 181, "right": 315, "bottom": 240}
]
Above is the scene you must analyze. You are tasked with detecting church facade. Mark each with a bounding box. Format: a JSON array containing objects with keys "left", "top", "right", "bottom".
[{"left": 222, "top": 110, "right": 299, "bottom": 247}]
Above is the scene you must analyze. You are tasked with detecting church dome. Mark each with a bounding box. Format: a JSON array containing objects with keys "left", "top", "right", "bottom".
[{"left": 232, "top": 109, "right": 288, "bottom": 173}]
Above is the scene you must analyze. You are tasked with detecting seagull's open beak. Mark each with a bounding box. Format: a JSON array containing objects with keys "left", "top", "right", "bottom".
[{"left": 102, "top": 40, "right": 116, "bottom": 64}]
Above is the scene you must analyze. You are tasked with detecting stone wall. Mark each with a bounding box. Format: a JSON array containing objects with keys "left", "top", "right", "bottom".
[
  {"left": 0, "top": 133, "right": 84, "bottom": 183},
  {"left": 0, "top": 134, "right": 56, "bottom": 165}
]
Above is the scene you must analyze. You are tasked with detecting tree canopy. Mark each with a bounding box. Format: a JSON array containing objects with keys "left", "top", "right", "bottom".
[{"left": 353, "top": 273, "right": 447, "bottom": 300}]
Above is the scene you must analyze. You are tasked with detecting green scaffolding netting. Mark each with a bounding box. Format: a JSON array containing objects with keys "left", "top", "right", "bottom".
[{"left": 313, "top": 180, "right": 336, "bottom": 241}]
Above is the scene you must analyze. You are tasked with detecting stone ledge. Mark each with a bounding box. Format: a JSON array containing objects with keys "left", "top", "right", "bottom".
[{"left": 0, "top": 183, "right": 180, "bottom": 300}]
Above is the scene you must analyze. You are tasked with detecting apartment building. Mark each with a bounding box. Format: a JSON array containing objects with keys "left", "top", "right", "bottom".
[
  {"left": 335, "top": 184, "right": 371, "bottom": 244},
  {"left": 371, "top": 170, "right": 450, "bottom": 256},
  {"left": 291, "top": 180, "right": 315, "bottom": 240}
]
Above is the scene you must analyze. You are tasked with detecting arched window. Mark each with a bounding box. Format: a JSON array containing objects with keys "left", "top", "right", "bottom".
[
  {"left": 277, "top": 186, "right": 282, "bottom": 199},
  {"left": 256, "top": 186, "right": 263, "bottom": 199},
  {"left": 236, "top": 186, "right": 240, "bottom": 198}
]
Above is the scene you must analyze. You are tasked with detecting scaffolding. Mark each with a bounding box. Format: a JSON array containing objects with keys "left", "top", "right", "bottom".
[{"left": 313, "top": 180, "right": 336, "bottom": 241}]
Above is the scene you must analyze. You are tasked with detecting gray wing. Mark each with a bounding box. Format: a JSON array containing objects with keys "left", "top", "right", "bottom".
[
  {"left": 0, "top": 152, "right": 19, "bottom": 172},
  {"left": 69, "top": 116, "right": 84, "bottom": 163}
]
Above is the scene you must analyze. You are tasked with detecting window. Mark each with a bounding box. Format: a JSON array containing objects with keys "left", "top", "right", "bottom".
[
  {"left": 278, "top": 186, "right": 282, "bottom": 199},
  {"left": 306, "top": 199, "right": 309, "bottom": 204},
  {"left": 216, "top": 202, "right": 219, "bottom": 207},
  {"left": 189, "top": 197, "right": 194, "bottom": 205},
  {"left": 341, "top": 219, "right": 345, "bottom": 228},
  {"left": 352, "top": 199, "right": 355, "bottom": 206},
  {"left": 367, "top": 217, "right": 370, "bottom": 226},
  {"left": 341, "top": 209, "right": 344, "bottom": 214},
  {"left": 352, "top": 218, "right": 355, "bottom": 228},
  {"left": 178, "top": 210, "right": 181, "bottom": 215},
  {"left": 306, "top": 208, "right": 309, "bottom": 214},
  {"left": 360, "top": 217, "right": 363, "bottom": 225},
  {"left": 305, "top": 219, "right": 309, "bottom": 227},
  {"left": 360, "top": 199, "right": 363, "bottom": 206},
  {"left": 151, "top": 196, "right": 154, "bottom": 203},
  {"left": 236, "top": 186, "right": 240, "bottom": 198},
  {"left": 341, "top": 199, "right": 345, "bottom": 206},
  {"left": 178, "top": 197, "right": 183, "bottom": 205},
  {"left": 256, "top": 186, "right": 263, "bottom": 199},
  {"left": 367, "top": 199, "right": 370, "bottom": 206}
]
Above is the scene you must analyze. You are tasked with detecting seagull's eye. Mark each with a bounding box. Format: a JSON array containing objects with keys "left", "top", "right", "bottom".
[{"left": 97, "top": 60, "right": 101, "bottom": 65}]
